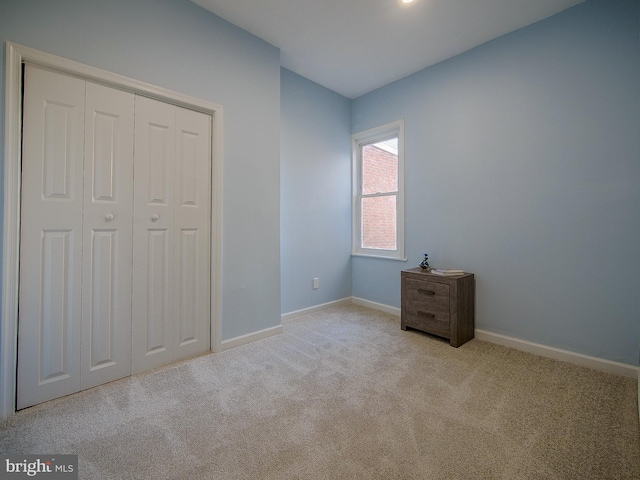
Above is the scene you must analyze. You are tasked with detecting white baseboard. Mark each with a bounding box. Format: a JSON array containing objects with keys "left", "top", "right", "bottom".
[
  {"left": 351, "top": 297, "right": 401, "bottom": 316},
  {"left": 221, "top": 324, "right": 283, "bottom": 351},
  {"left": 475, "top": 329, "right": 638, "bottom": 379},
  {"left": 222, "top": 296, "right": 390, "bottom": 351},
  {"left": 281, "top": 298, "right": 353, "bottom": 322},
  {"left": 281, "top": 296, "right": 400, "bottom": 320}
]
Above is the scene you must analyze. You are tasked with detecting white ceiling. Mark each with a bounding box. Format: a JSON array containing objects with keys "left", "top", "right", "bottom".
[{"left": 191, "top": 0, "right": 585, "bottom": 99}]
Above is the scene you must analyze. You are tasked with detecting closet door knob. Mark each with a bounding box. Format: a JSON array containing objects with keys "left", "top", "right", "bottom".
[
  {"left": 105, "top": 213, "right": 114, "bottom": 222},
  {"left": 151, "top": 214, "right": 159, "bottom": 222}
]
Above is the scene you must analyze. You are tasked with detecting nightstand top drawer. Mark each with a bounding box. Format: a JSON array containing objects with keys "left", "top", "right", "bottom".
[{"left": 404, "top": 277, "right": 449, "bottom": 296}]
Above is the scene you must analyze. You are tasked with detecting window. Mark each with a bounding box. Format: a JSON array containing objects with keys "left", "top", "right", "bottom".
[{"left": 351, "top": 120, "right": 405, "bottom": 260}]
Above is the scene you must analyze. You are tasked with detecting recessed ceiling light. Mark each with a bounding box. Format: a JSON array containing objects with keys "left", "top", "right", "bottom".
[{"left": 401, "top": 0, "right": 414, "bottom": 3}]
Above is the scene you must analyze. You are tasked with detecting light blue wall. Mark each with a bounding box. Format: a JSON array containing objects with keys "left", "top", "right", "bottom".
[
  {"left": 280, "top": 69, "right": 352, "bottom": 314},
  {"left": 352, "top": 0, "right": 640, "bottom": 365},
  {"left": 0, "top": 0, "right": 282, "bottom": 341}
]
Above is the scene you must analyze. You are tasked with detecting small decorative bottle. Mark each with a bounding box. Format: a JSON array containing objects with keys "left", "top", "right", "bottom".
[{"left": 419, "top": 253, "right": 430, "bottom": 270}]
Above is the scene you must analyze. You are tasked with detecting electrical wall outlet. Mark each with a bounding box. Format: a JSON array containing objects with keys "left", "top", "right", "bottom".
[{"left": 313, "top": 277, "right": 319, "bottom": 290}]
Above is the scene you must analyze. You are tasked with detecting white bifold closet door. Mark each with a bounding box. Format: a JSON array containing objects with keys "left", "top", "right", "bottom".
[
  {"left": 18, "top": 66, "right": 134, "bottom": 409},
  {"left": 17, "top": 66, "right": 211, "bottom": 410},
  {"left": 132, "top": 96, "right": 211, "bottom": 374}
]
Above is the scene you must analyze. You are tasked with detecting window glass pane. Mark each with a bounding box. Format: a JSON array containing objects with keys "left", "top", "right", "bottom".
[
  {"left": 361, "top": 138, "right": 398, "bottom": 195},
  {"left": 361, "top": 195, "right": 397, "bottom": 250}
]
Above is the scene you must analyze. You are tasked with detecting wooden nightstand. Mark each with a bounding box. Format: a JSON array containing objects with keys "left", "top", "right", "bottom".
[{"left": 401, "top": 268, "right": 475, "bottom": 347}]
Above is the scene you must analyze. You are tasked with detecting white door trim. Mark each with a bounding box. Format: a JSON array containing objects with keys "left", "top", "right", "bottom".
[{"left": 1, "top": 42, "right": 224, "bottom": 418}]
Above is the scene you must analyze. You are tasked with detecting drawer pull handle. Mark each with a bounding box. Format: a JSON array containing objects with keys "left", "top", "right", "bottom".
[
  {"left": 417, "top": 311, "right": 435, "bottom": 318},
  {"left": 418, "top": 289, "right": 435, "bottom": 296}
]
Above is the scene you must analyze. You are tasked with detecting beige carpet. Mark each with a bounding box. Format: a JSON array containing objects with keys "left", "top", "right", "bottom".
[{"left": 1, "top": 305, "right": 639, "bottom": 479}]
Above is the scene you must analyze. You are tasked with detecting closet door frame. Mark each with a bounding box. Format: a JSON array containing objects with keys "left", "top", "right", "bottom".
[{"left": 1, "top": 42, "right": 223, "bottom": 419}]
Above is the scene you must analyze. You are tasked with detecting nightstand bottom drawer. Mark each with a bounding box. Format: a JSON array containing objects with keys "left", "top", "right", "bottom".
[{"left": 403, "top": 312, "right": 450, "bottom": 339}]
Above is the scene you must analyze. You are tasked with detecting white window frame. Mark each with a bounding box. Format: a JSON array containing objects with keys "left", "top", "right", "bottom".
[{"left": 351, "top": 119, "right": 405, "bottom": 260}]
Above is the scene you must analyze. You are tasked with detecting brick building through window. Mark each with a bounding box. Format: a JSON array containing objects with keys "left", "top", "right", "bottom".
[{"left": 361, "top": 141, "right": 398, "bottom": 250}]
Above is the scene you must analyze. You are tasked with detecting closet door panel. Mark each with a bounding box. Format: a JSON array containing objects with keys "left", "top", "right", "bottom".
[
  {"left": 132, "top": 96, "right": 175, "bottom": 374},
  {"left": 18, "top": 66, "right": 85, "bottom": 409},
  {"left": 81, "top": 82, "right": 134, "bottom": 389},
  {"left": 174, "top": 107, "right": 211, "bottom": 359}
]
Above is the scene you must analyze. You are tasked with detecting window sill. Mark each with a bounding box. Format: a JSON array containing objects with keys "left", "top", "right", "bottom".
[{"left": 351, "top": 253, "right": 408, "bottom": 262}]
